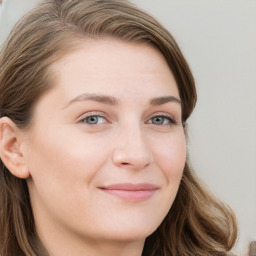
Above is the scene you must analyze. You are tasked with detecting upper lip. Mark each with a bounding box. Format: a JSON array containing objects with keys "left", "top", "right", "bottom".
[{"left": 99, "top": 183, "right": 159, "bottom": 191}]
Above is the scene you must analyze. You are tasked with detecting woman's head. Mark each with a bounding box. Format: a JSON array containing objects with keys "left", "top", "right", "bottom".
[
  {"left": 10, "top": 38, "right": 186, "bottom": 256},
  {"left": 0, "top": 1, "right": 236, "bottom": 256}
]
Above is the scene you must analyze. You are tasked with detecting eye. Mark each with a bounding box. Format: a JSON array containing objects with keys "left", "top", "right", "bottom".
[
  {"left": 81, "top": 115, "right": 108, "bottom": 125},
  {"left": 148, "top": 115, "right": 177, "bottom": 126}
]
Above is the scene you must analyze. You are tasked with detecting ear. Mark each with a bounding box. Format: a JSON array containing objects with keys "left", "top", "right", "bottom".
[{"left": 0, "top": 117, "right": 30, "bottom": 179}]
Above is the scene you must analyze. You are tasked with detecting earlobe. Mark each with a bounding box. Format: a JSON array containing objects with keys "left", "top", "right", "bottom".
[{"left": 0, "top": 117, "right": 30, "bottom": 179}]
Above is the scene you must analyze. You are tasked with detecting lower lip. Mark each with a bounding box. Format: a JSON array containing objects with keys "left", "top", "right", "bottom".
[{"left": 99, "top": 189, "right": 157, "bottom": 203}]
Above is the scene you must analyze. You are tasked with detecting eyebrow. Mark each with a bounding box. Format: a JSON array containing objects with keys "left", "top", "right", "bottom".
[
  {"left": 64, "top": 93, "right": 181, "bottom": 108},
  {"left": 150, "top": 96, "right": 181, "bottom": 105},
  {"left": 65, "top": 93, "right": 118, "bottom": 108}
]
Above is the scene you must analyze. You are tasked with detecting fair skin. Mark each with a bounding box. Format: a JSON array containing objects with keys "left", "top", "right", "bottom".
[{"left": 0, "top": 38, "right": 186, "bottom": 256}]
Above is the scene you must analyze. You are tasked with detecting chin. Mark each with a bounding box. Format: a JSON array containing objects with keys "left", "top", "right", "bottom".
[{"left": 98, "top": 219, "right": 159, "bottom": 242}]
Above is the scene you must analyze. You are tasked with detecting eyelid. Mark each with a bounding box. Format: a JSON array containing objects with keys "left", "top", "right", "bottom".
[
  {"left": 147, "top": 112, "right": 178, "bottom": 125},
  {"left": 77, "top": 111, "right": 110, "bottom": 124}
]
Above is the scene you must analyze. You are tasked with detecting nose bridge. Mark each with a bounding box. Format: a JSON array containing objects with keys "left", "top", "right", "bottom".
[{"left": 112, "top": 121, "right": 152, "bottom": 169}]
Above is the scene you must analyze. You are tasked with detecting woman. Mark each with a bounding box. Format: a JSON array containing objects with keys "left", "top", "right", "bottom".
[{"left": 0, "top": 0, "right": 237, "bottom": 255}]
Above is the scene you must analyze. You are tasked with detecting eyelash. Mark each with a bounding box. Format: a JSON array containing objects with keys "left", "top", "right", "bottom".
[
  {"left": 79, "top": 112, "right": 109, "bottom": 125},
  {"left": 79, "top": 113, "right": 177, "bottom": 127},
  {"left": 81, "top": 115, "right": 108, "bottom": 125},
  {"left": 148, "top": 115, "right": 177, "bottom": 126}
]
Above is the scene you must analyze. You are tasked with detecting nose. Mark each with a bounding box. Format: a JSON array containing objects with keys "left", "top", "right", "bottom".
[{"left": 112, "top": 124, "right": 153, "bottom": 170}]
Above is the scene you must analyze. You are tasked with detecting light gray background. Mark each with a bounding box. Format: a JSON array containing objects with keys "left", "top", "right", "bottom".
[{"left": 0, "top": 0, "right": 255, "bottom": 255}]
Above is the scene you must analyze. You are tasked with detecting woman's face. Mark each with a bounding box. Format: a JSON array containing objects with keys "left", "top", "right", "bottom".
[{"left": 22, "top": 38, "right": 186, "bottom": 250}]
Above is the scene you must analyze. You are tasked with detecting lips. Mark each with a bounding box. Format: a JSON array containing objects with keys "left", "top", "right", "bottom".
[{"left": 98, "top": 183, "right": 159, "bottom": 202}]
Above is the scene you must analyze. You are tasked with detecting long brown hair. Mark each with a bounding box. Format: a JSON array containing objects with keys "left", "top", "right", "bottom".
[{"left": 0, "top": 1, "right": 237, "bottom": 255}]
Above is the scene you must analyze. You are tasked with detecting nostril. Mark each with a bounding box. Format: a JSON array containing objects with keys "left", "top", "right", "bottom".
[{"left": 112, "top": 147, "right": 152, "bottom": 169}]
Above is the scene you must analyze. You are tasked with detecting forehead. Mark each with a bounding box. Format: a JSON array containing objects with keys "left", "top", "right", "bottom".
[{"left": 49, "top": 38, "right": 179, "bottom": 98}]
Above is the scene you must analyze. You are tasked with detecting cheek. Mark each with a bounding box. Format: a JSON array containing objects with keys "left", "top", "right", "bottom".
[
  {"left": 153, "top": 133, "right": 186, "bottom": 183},
  {"left": 26, "top": 127, "right": 109, "bottom": 188},
  {"left": 25, "top": 128, "right": 111, "bottom": 222}
]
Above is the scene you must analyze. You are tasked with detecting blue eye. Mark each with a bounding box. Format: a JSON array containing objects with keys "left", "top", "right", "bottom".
[
  {"left": 149, "top": 116, "right": 176, "bottom": 126},
  {"left": 83, "top": 116, "right": 107, "bottom": 125}
]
